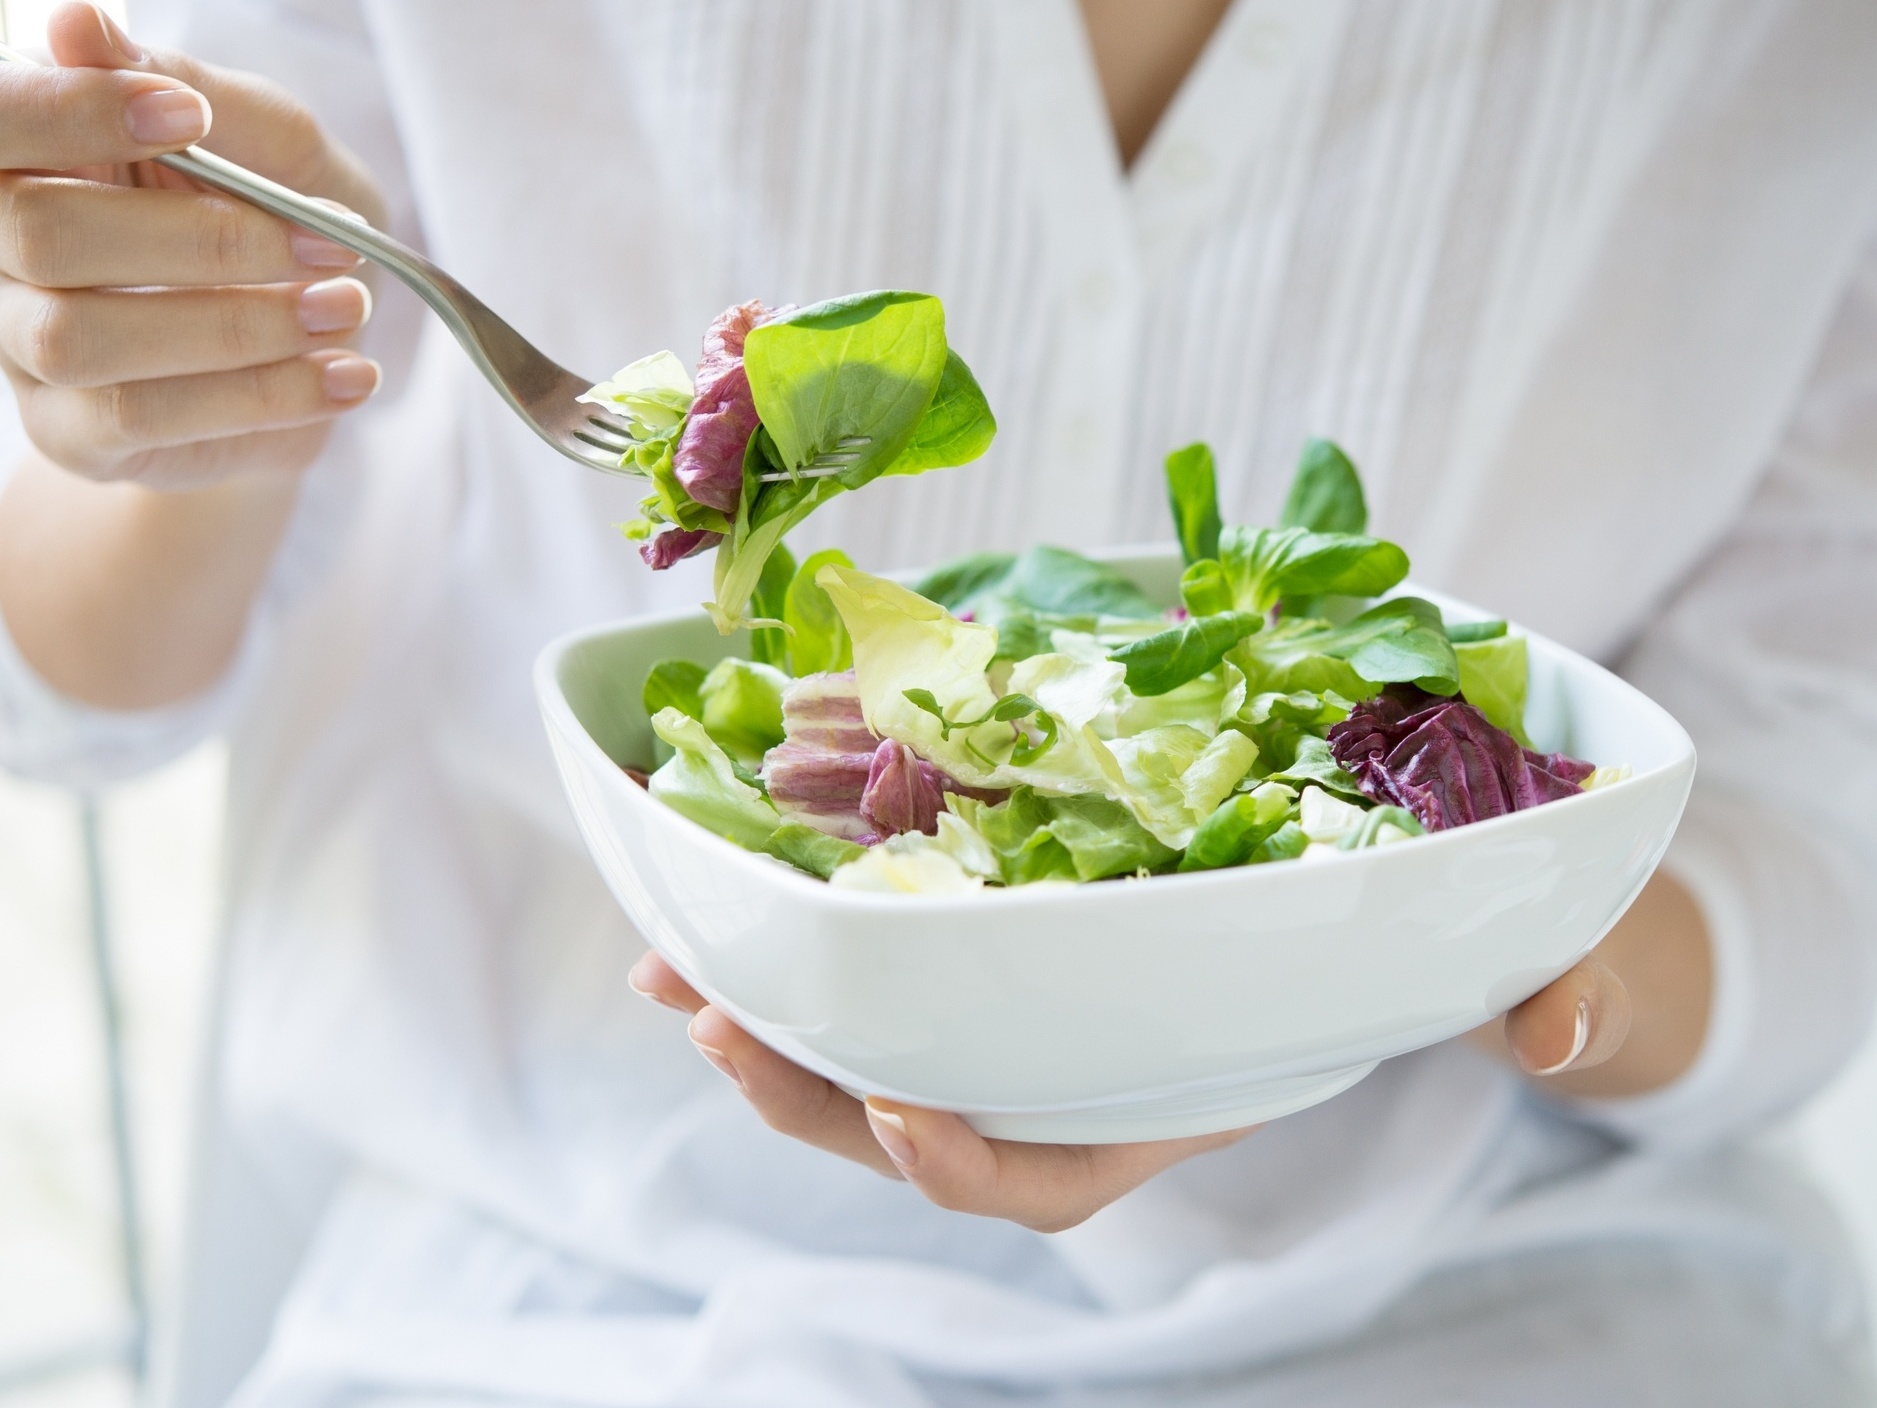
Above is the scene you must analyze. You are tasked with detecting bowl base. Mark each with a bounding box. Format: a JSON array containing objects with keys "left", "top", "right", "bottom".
[{"left": 901, "top": 1061, "right": 1380, "bottom": 1144}]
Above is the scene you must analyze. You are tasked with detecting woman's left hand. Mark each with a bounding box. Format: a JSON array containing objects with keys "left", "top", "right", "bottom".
[{"left": 628, "top": 952, "right": 1252, "bottom": 1232}]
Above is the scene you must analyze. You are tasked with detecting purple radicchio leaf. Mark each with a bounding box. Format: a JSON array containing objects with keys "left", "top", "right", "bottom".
[
  {"left": 672, "top": 299, "right": 792, "bottom": 514},
  {"left": 860, "top": 739, "right": 1007, "bottom": 838},
  {"left": 759, "top": 671, "right": 879, "bottom": 842},
  {"left": 1325, "top": 684, "right": 1595, "bottom": 832},
  {"left": 639, "top": 526, "right": 723, "bottom": 570}
]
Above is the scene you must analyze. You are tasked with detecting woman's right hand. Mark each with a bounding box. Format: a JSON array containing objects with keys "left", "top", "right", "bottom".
[{"left": 0, "top": 1, "right": 386, "bottom": 490}]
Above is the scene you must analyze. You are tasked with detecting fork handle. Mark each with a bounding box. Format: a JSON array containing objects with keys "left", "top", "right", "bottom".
[{"left": 156, "top": 147, "right": 572, "bottom": 405}]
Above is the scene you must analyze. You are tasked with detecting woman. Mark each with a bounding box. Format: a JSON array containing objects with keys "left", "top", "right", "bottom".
[{"left": 1, "top": 1, "right": 1873, "bottom": 1401}]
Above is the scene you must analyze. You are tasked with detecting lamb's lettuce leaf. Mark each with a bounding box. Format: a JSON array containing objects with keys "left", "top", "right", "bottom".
[
  {"left": 912, "top": 552, "right": 1018, "bottom": 612},
  {"left": 1108, "top": 611, "right": 1261, "bottom": 696},
  {"left": 1337, "top": 806, "right": 1424, "bottom": 850},
  {"left": 1165, "top": 442, "right": 1223, "bottom": 566},
  {"left": 647, "top": 708, "right": 779, "bottom": 849},
  {"left": 1262, "top": 734, "right": 1367, "bottom": 803},
  {"left": 1278, "top": 439, "right": 1367, "bottom": 534},
  {"left": 1216, "top": 524, "right": 1409, "bottom": 616},
  {"left": 1233, "top": 596, "right": 1459, "bottom": 696}
]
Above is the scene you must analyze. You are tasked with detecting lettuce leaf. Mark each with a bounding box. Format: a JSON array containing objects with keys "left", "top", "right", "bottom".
[
  {"left": 762, "top": 821, "right": 865, "bottom": 879},
  {"left": 702, "top": 292, "right": 993, "bottom": 631},
  {"left": 647, "top": 708, "right": 779, "bottom": 850},
  {"left": 1179, "top": 782, "right": 1296, "bottom": 872},
  {"left": 1164, "top": 442, "right": 1223, "bottom": 566},
  {"left": 1217, "top": 524, "right": 1410, "bottom": 616},
  {"left": 642, "top": 659, "right": 707, "bottom": 724},
  {"left": 698, "top": 659, "right": 788, "bottom": 770},
  {"left": 949, "top": 788, "right": 1173, "bottom": 883},
  {"left": 1453, "top": 632, "right": 1531, "bottom": 745},
  {"left": 784, "top": 548, "right": 856, "bottom": 676},
  {"left": 1233, "top": 597, "right": 1460, "bottom": 697},
  {"left": 1108, "top": 611, "right": 1261, "bottom": 696},
  {"left": 1278, "top": 439, "right": 1367, "bottom": 534}
]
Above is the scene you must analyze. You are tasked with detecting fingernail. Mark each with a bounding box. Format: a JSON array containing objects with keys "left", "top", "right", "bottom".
[
  {"left": 322, "top": 355, "right": 379, "bottom": 404},
  {"left": 96, "top": 7, "right": 147, "bottom": 63},
  {"left": 291, "top": 229, "right": 362, "bottom": 270},
  {"left": 626, "top": 958, "right": 680, "bottom": 1011},
  {"left": 1533, "top": 998, "right": 1592, "bottom": 1076},
  {"left": 688, "top": 1027, "right": 744, "bottom": 1091},
  {"left": 125, "top": 87, "right": 208, "bottom": 146},
  {"left": 297, "top": 278, "right": 371, "bottom": 335},
  {"left": 865, "top": 1100, "right": 917, "bottom": 1168}
]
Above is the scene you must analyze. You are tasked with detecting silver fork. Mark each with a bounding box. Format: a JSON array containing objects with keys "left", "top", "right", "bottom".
[
  {"left": 0, "top": 41, "right": 869, "bottom": 482},
  {"left": 155, "top": 146, "right": 872, "bottom": 482}
]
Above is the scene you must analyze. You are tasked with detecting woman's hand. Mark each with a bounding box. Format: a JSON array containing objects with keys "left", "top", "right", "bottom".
[
  {"left": 1470, "top": 869, "right": 1712, "bottom": 1097},
  {"left": 628, "top": 952, "right": 1251, "bottom": 1233},
  {"left": 0, "top": 2, "right": 384, "bottom": 490},
  {"left": 0, "top": 3, "right": 388, "bottom": 709}
]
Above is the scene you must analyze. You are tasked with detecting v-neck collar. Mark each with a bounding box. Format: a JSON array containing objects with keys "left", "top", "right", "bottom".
[{"left": 990, "top": 0, "right": 1349, "bottom": 286}]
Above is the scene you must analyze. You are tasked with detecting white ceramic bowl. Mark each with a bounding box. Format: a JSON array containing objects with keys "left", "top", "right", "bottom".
[{"left": 535, "top": 551, "right": 1694, "bottom": 1142}]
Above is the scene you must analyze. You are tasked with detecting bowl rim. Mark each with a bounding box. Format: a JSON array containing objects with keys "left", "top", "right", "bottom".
[{"left": 534, "top": 543, "right": 1696, "bottom": 913}]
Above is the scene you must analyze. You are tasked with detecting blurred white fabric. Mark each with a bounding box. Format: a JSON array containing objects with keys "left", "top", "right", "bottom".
[{"left": 1, "top": 1, "right": 1876, "bottom": 1404}]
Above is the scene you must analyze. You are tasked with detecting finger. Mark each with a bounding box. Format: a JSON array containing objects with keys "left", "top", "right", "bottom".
[
  {"left": 14, "top": 347, "right": 379, "bottom": 477},
  {"left": 863, "top": 1100, "right": 1253, "bottom": 1233},
  {"left": 626, "top": 950, "right": 708, "bottom": 1016},
  {"left": 1503, "top": 955, "right": 1632, "bottom": 1077},
  {"left": 0, "top": 175, "right": 360, "bottom": 289},
  {"left": 687, "top": 1005, "right": 902, "bottom": 1178},
  {"left": 0, "top": 61, "right": 211, "bottom": 171},
  {"left": 0, "top": 276, "right": 370, "bottom": 387},
  {"left": 48, "top": 3, "right": 374, "bottom": 208}
]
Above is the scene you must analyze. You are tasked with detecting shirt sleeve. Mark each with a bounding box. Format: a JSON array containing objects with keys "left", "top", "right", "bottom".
[
  {"left": 0, "top": 0, "right": 421, "bottom": 788},
  {"left": 1557, "top": 231, "right": 1877, "bottom": 1149}
]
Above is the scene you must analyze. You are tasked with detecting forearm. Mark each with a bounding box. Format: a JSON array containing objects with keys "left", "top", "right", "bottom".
[{"left": 0, "top": 446, "right": 304, "bottom": 709}]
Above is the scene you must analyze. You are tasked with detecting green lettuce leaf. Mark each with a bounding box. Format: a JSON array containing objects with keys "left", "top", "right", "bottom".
[
  {"left": 881, "top": 349, "right": 997, "bottom": 476},
  {"left": 1164, "top": 442, "right": 1223, "bottom": 566},
  {"left": 698, "top": 658, "right": 788, "bottom": 769},
  {"left": 748, "top": 541, "right": 797, "bottom": 668},
  {"left": 647, "top": 708, "right": 779, "bottom": 849},
  {"left": 1252, "top": 820, "right": 1308, "bottom": 864},
  {"left": 1454, "top": 632, "right": 1531, "bottom": 745},
  {"left": 642, "top": 659, "right": 707, "bottom": 723},
  {"left": 762, "top": 821, "right": 866, "bottom": 879},
  {"left": 783, "top": 548, "right": 856, "bottom": 676},
  {"left": 744, "top": 291, "right": 949, "bottom": 489},
  {"left": 703, "top": 292, "right": 991, "bottom": 632},
  {"left": 1108, "top": 611, "right": 1261, "bottom": 696},
  {"left": 1179, "top": 782, "right": 1296, "bottom": 872},
  {"left": 950, "top": 788, "right": 1174, "bottom": 884}
]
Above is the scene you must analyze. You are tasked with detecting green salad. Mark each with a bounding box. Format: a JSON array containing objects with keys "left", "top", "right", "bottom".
[{"left": 585, "top": 292, "right": 1625, "bottom": 894}]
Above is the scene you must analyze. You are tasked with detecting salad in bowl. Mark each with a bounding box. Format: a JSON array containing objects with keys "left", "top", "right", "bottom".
[{"left": 539, "top": 290, "right": 1689, "bottom": 1140}]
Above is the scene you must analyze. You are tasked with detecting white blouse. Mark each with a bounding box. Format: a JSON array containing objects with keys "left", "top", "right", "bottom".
[{"left": 4, "top": 1, "right": 1877, "bottom": 1402}]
